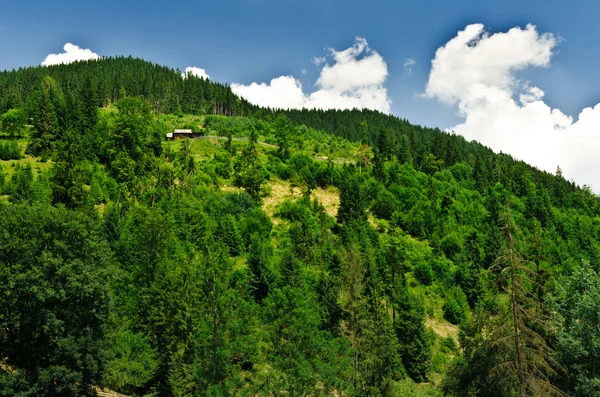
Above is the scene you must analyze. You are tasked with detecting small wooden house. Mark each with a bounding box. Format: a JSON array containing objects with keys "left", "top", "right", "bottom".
[{"left": 165, "top": 129, "right": 204, "bottom": 140}]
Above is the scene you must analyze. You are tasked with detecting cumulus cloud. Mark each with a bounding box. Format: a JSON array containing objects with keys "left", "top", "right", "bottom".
[
  {"left": 404, "top": 58, "right": 416, "bottom": 74},
  {"left": 232, "top": 37, "right": 391, "bottom": 113},
  {"left": 425, "top": 23, "right": 600, "bottom": 192},
  {"left": 41, "top": 43, "right": 100, "bottom": 66},
  {"left": 182, "top": 66, "right": 209, "bottom": 79},
  {"left": 231, "top": 76, "right": 307, "bottom": 110}
]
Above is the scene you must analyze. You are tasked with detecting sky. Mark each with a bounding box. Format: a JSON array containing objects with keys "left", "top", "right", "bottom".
[{"left": 1, "top": 0, "right": 599, "bottom": 191}]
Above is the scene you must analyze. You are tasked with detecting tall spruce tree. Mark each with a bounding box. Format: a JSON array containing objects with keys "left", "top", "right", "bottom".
[{"left": 487, "top": 198, "right": 565, "bottom": 397}]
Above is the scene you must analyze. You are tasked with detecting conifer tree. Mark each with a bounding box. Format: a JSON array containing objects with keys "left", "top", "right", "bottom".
[
  {"left": 79, "top": 78, "right": 99, "bottom": 134},
  {"left": 51, "top": 128, "right": 85, "bottom": 208},
  {"left": 488, "top": 198, "right": 565, "bottom": 397},
  {"left": 274, "top": 114, "right": 292, "bottom": 160},
  {"left": 28, "top": 84, "right": 57, "bottom": 157}
]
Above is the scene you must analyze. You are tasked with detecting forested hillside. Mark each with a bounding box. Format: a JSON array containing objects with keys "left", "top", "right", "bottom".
[
  {"left": 0, "top": 57, "right": 599, "bottom": 397},
  {"left": 0, "top": 56, "right": 253, "bottom": 116}
]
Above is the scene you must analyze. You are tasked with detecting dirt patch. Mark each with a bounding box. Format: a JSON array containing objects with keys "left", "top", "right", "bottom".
[
  {"left": 312, "top": 185, "right": 340, "bottom": 218},
  {"left": 426, "top": 316, "right": 459, "bottom": 341},
  {"left": 94, "top": 387, "right": 130, "bottom": 397},
  {"left": 262, "top": 180, "right": 340, "bottom": 219},
  {"left": 220, "top": 185, "right": 242, "bottom": 194},
  {"left": 219, "top": 180, "right": 339, "bottom": 222}
]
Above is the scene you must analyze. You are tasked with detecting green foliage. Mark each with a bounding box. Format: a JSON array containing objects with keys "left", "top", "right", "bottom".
[
  {"left": 0, "top": 108, "right": 27, "bottom": 138},
  {"left": 258, "top": 286, "right": 352, "bottom": 396},
  {"left": 27, "top": 80, "right": 58, "bottom": 156},
  {"left": 552, "top": 261, "right": 600, "bottom": 397},
  {"left": 0, "top": 140, "right": 21, "bottom": 160},
  {"left": 8, "top": 163, "right": 33, "bottom": 203},
  {"left": 443, "top": 288, "right": 469, "bottom": 325},
  {"left": 247, "top": 232, "right": 272, "bottom": 303},
  {"left": 337, "top": 171, "right": 378, "bottom": 224},
  {"left": 103, "top": 329, "right": 158, "bottom": 393},
  {"left": 395, "top": 281, "right": 432, "bottom": 382},
  {"left": 0, "top": 204, "right": 114, "bottom": 396},
  {"left": 113, "top": 96, "right": 152, "bottom": 159},
  {"left": 233, "top": 129, "right": 268, "bottom": 200},
  {"left": 0, "top": 57, "right": 598, "bottom": 397},
  {"left": 414, "top": 261, "right": 434, "bottom": 286},
  {"left": 443, "top": 296, "right": 465, "bottom": 325},
  {"left": 51, "top": 129, "right": 86, "bottom": 207},
  {"left": 273, "top": 114, "right": 293, "bottom": 160}
]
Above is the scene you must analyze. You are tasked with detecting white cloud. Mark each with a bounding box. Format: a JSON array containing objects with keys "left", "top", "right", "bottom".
[
  {"left": 41, "top": 43, "right": 100, "bottom": 66},
  {"left": 232, "top": 37, "right": 390, "bottom": 113},
  {"left": 301, "top": 68, "right": 307, "bottom": 75},
  {"left": 313, "top": 56, "right": 326, "bottom": 66},
  {"left": 182, "top": 66, "right": 209, "bottom": 79},
  {"left": 231, "top": 76, "right": 307, "bottom": 110},
  {"left": 425, "top": 23, "right": 600, "bottom": 192},
  {"left": 404, "top": 58, "right": 416, "bottom": 74}
]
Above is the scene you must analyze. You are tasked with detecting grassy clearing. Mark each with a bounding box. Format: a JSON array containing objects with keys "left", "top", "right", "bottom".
[
  {"left": 0, "top": 156, "right": 52, "bottom": 177},
  {"left": 155, "top": 113, "right": 205, "bottom": 131},
  {"left": 391, "top": 378, "right": 444, "bottom": 397},
  {"left": 263, "top": 179, "right": 340, "bottom": 220},
  {"left": 426, "top": 316, "right": 459, "bottom": 341},
  {"left": 221, "top": 179, "right": 340, "bottom": 225},
  {"left": 0, "top": 138, "right": 51, "bottom": 177}
]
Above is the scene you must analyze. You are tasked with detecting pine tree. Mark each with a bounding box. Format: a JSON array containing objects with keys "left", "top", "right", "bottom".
[
  {"left": 28, "top": 85, "right": 58, "bottom": 157},
  {"left": 394, "top": 276, "right": 431, "bottom": 382},
  {"left": 79, "top": 78, "right": 99, "bottom": 134},
  {"left": 488, "top": 198, "right": 566, "bottom": 397},
  {"left": 51, "top": 128, "right": 85, "bottom": 208},
  {"left": 274, "top": 114, "right": 292, "bottom": 160}
]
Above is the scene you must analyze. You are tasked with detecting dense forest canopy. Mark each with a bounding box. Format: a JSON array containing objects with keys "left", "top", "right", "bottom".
[
  {"left": 0, "top": 56, "right": 252, "bottom": 116},
  {"left": 0, "top": 57, "right": 599, "bottom": 397}
]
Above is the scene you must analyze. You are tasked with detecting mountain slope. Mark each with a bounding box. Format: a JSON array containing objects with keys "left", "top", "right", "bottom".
[{"left": 0, "top": 57, "right": 599, "bottom": 397}]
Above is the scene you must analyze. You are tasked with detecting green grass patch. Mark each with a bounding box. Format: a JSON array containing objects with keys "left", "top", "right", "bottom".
[{"left": 0, "top": 155, "right": 52, "bottom": 177}]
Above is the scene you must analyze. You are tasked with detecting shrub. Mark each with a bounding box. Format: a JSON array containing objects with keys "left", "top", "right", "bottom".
[
  {"left": 0, "top": 140, "right": 22, "bottom": 160},
  {"left": 440, "top": 336, "right": 459, "bottom": 354},
  {"left": 443, "top": 296, "right": 464, "bottom": 325},
  {"left": 414, "top": 261, "right": 434, "bottom": 286},
  {"left": 371, "top": 188, "right": 399, "bottom": 219}
]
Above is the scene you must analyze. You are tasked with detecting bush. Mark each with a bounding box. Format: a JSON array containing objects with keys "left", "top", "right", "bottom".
[
  {"left": 0, "top": 140, "right": 22, "bottom": 160},
  {"left": 213, "top": 151, "right": 232, "bottom": 179},
  {"left": 443, "top": 296, "right": 464, "bottom": 325},
  {"left": 440, "top": 336, "right": 459, "bottom": 354},
  {"left": 432, "top": 256, "right": 453, "bottom": 285},
  {"left": 371, "top": 188, "right": 399, "bottom": 219},
  {"left": 443, "top": 287, "right": 469, "bottom": 325},
  {"left": 216, "top": 214, "right": 243, "bottom": 256},
  {"left": 414, "top": 261, "right": 434, "bottom": 286},
  {"left": 439, "top": 232, "right": 463, "bottom": 261}
]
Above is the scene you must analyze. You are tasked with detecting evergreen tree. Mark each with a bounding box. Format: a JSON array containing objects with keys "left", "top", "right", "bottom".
[
  {"left": 394, "top": 276, "right": 432, "bottom": 382},
  {"left": 28, "top": 83, "right": 58, "bottom": 157},
  {"left": 79, "top": 78, "right": 99, "bottom": 134},
  {"left": 487, "top": 198, "right": 565, "bottom": 397},
  {"left": 51, "top": 128, "right": 85, "bottom": 208},
  {"left": 274, "top": 114, "right": 292, "bottom": 160},
  {"left": 233, "top": 127, "right": 267, "bottom": 200}
]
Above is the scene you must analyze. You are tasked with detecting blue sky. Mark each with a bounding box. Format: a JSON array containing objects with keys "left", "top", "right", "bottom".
[{"left": 1, "top": 0, "right": 600, "bottom": 190}]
